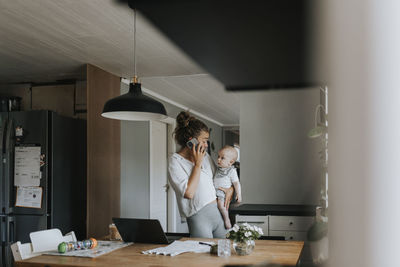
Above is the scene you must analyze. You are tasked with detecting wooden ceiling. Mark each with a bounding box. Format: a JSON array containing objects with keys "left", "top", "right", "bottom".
[{"left": 0, "top": 0, "right": 239, "bottom": 125}]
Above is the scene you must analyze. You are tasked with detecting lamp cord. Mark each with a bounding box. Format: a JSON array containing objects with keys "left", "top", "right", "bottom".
[{"left": 133, "top": 8, "right": 137, "bottom": 81}]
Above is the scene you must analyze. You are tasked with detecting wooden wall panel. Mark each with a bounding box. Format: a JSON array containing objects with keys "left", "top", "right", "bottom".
[
  {"left": 75, "top": 80, "right": 87, "bottom": 120},
  {"left": 32, "top": 85, "right": 75, "bottom": 117},
  {"left": 0, "top": 80, "right": 87, "bottom": 120},
  {"left": 86, "top": 64, "right": 120, "bottom": 238},
  {"left": 0, "top": 84, "right": 31, "bottom": 110}
]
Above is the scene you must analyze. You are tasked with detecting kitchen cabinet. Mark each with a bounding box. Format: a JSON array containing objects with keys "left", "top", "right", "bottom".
[
  {"left": 235, "top": 215, "right": 269, "bottom": 237},
  {"left": 269, "top": 230, "right": 308, "bottom": 241},
  {"left": 231, "top": 204, "right": 315, "bottom": 240},
  {"left": 269, "top": 215, "right": 315, "bottom": 239},
  {"left": 235, "top": 214, "right": 314, "bottom": 241},
  {"left": 232, "top": 205, "right": 316, "bottom": 266}
]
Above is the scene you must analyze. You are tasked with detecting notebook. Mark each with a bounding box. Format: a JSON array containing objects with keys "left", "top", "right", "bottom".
[{"left": 112, "top": 218, "right": 182, "bottom": 244}]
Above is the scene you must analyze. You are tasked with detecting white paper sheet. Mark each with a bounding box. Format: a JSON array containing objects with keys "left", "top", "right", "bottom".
[
  {"left": 15, "top": 186, "right": 42, "bottom": 208},
  {"left": 14, "top": 146, "right": 41, "bottom": 186},
  {"left": 142, "top": 241, "right": 213, "bottom": 256}
]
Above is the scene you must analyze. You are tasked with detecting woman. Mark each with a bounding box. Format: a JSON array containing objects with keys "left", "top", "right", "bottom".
[{"left": 168, "top": 111, "right": 234, "bottom": 238}]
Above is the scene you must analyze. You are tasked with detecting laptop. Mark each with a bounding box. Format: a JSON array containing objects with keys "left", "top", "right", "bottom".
[{"left": 112, "top": 218, "right": 182, "bottom": 244}]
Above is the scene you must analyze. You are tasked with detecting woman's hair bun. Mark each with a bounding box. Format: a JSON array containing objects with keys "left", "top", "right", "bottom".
[
  {"left": 176, "top": 111, "right": 192, "bottom": 128},
  {"left": 173, "top": 111, "right": 208, "bottom": 147}
]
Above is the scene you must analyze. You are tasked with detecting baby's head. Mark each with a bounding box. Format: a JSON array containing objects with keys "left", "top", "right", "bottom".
[{"left": 217, "top": 145, "right": 238, "bottom": 168}]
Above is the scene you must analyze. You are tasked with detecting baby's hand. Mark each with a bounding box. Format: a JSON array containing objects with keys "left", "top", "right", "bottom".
[{"left": 236, "top": 195, "right": 242, "bottom": 204}]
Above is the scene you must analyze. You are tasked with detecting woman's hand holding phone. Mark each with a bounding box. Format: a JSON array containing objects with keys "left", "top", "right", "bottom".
[{"left": 192, "top": 141, "right": 206, "bottom": 166}]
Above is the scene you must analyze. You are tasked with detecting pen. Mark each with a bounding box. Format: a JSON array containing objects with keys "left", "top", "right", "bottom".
[{"left": 199, "top": 242, "right": 212, "bottom": 247}]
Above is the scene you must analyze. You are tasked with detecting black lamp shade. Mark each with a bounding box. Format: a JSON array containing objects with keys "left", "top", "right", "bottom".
[{"left": 102, "top": 82, "right": 167, "bottom": 121}]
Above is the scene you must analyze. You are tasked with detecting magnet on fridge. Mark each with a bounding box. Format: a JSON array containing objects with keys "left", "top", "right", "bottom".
[
  {"left": 15, "top": 126, "right": 23, "bottom": 137},
  {"left": 40, "top": 154, "right": 45, "bottom": 167}
]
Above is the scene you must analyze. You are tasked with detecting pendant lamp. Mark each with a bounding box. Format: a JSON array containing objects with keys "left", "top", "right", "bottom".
[{"left": 102, "top": 9, "right": 167, "bottom": 121}]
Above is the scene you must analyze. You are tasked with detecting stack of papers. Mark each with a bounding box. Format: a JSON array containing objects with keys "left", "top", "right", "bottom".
[{"left": 142, "top": 241, "right": 214, "bottom": 256}]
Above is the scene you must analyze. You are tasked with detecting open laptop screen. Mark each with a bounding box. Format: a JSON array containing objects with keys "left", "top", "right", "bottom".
[{"left": 112, "top": 218, "right": 170, "bottom": 244}]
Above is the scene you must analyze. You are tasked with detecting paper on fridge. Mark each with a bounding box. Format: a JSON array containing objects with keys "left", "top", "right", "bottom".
[
  {"left": 14, "top": 146, "right": 41, "bottom": 186},
  {"left": 15, "top": 186, "right": 42, "bottom": 208}
]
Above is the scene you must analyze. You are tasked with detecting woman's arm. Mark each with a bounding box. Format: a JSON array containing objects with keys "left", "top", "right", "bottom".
[{"left": 184, "top": 143, "right": 206, "bottom": 199}]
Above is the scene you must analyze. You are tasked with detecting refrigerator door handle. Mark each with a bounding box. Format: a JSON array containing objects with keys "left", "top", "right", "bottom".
[
  {"left": 0, "top": 118, "right": 6, "bottom": 213},
  {"left": 0, "top": 217, "right": 5, "bottom": 244},
  {"left": 4, "top": 118, "right": 14, "bottom": 155},
  {"left": 6, "top": 216, "right": 15, "bottom": 244},
  {"left": 3, "top": 119, "right": 14, "bottom": 214}
]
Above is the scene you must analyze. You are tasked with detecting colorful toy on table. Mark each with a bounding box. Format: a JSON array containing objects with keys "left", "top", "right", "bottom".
[{"left": 58, "top": 238, "right": 97, "bottom": 254}]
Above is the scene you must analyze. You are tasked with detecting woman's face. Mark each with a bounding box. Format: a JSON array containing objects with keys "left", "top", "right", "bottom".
[{"left": 196, "top": 130, "right": 209, "bottom": 148}]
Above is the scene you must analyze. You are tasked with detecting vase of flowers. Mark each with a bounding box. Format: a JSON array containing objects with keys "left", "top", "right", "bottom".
[{"left": 226, "top": 223, "right": 263, "bottom": 255}]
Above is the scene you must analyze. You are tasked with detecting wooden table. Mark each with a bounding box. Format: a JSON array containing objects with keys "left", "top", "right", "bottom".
[{"left": 15, "top": 238, "right": 304, "bottom": 267}]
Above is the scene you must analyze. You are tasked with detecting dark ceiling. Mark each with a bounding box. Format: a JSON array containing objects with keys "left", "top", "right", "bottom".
[{"left": 119, "top": 0, "right": 323, "bottom": 91}]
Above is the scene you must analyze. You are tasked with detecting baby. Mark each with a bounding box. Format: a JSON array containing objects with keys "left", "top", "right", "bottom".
[{"left": 214, "top": 145, "right": 242, "bottom": 229}]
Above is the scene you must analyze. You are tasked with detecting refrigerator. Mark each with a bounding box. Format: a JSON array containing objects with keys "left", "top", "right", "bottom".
[{"left": 0, "top": 110, "right": 86, "bottom": 267}]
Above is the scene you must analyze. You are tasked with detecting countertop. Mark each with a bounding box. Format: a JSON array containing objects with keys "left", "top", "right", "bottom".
[
  {"left": 15, "top": 238, "right": 304, "bottom": 267},
  {"left": 229, "top": 204, "right": 316, "bottom": 216}
]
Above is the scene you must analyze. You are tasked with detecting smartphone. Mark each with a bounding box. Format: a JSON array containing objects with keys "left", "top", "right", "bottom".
[{"left": 186, "top": 138, "right": 199, "bottom": 149}]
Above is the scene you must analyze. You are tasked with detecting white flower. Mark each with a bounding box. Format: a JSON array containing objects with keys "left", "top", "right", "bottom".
[
  {"left": 257, "top": 228, "right": 264, "bottom": 235},
  {"left": 226, "top": 223, "right": 264, "bottom": 242}
]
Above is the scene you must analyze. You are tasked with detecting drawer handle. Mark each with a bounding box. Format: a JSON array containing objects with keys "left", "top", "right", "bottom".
[
  {"left": 237, "top": 222, "right": 265, "bottom": 224},
  {"left": 289, "top": 222, "right": 293, "bottom": 225},
  {"left": 289, "top": 236, "right": 293, "bottom": 240}
]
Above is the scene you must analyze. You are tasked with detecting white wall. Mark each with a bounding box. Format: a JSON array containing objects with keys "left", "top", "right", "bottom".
[
  {"left": 327, "top": 1, "right": 400, "bottom": 267},
  {"left": 149, "top": 121, "right": 168, "bottom": 231},
  {"left": 120, "top": 121, "right": 150, "bottom": 218},
  {"left": 240, "top": 88, "right": 321, "bottom": 204}
]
